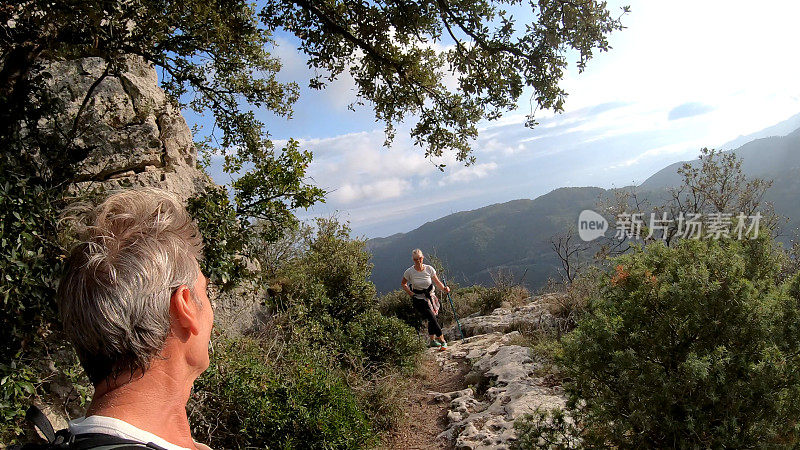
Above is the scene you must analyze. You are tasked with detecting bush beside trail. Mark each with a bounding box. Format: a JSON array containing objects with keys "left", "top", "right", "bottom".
[
  {"left": 515, "top": 236, "right": 800, "bottom": 448},
  {"left": 191, "top": 338, "right": 376, "bottom": 450},
  {"left": 379, "top": 281, "right": 530, "bottom": 334},
  {"left": 189, "top": 218, "right": 424, "bottom": 448},
  {"left": 0, "top": 158, "right": 95, "bottom": 443}
]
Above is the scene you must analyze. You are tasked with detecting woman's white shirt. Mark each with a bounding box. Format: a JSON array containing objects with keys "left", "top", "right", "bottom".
[{"left": 404, "top": 264, "right": 437, "bottom": 291}]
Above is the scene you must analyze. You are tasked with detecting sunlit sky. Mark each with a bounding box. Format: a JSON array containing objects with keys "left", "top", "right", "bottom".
[{"left": 190, "top": 0, "right": 800, "bottom": 238}]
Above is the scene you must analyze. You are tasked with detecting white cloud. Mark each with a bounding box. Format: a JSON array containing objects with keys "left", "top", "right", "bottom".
[
  {"left": 605, "top": 139, "right": 707, "bottom": 170},
  {"left": 288, "top": 128, "right": 443, "bottom": 207},
  {"left": 438, "top": 162, "right": 498, "bottom": 186},
  {"left": 332, "top": 178, "right": 411, "bottom": 203},
  {"left": 478, "top": 112, "right": 530, "bottom": 132},
  {"left": 558, "top": 0, "right": 800, "bottom": 116},
  {"left": 310, "top": 187, "right": 493, "bottom": 231},
  {"left": 480, "top": 138, "right": 527, "bottom": 155}
]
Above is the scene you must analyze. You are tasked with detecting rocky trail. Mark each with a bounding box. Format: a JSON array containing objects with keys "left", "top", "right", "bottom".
[
  {"left": 381, "top": 349, "right": 470, "bottom": 449},
  {"left": 384, "top": 300, "right": 567, "bottom": 449}
]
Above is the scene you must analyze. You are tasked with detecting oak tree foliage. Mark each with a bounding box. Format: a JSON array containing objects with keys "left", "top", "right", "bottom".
[{"left": 262, "top": 0, "right": 627, "bottom": 163}]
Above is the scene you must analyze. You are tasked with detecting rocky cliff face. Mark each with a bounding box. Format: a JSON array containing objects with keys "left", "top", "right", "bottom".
[{"left": 38, "top": 56, "right": 210, "bottom": 200}]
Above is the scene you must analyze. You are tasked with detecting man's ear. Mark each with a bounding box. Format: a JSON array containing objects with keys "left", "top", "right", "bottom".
[{"left": 170, "top": 285, "right": 200, "bottom": 337}]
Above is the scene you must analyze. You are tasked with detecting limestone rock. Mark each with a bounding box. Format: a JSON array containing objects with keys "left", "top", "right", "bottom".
[
  {"left": 447, "top": 295, "right": 561, "bottom": 339},
  {"left": 37, "top": 55, "right": 210, "bottom": 201},
  {"left": 433, "top": 332, "right": 566, "bottom": 449},
  {"left": 209, "top": 280, "right": 271, "bottom": 338}
]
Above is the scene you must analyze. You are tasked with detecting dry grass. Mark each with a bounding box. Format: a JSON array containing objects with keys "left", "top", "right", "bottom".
[
  {"left": 538, "top": 270, "right": 601, "bottom": 331},
  {"left": 349, "top": 368, "right": 414, "bottom": 433}
]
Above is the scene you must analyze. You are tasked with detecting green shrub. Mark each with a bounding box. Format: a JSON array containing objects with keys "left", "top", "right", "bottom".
[
  {"left": 377, "top": 290, "right": 421, "bottom": 330},
  {"left": 0, "top": 156, "right": 70, "bottom": 442},
  {"left": 538, "top": 268, "right": 602, "bottom": 333},
  {"left": 444, "top": 285, "right": 485, "bottom": 320},
  {"left": 0, "top": 166, "right": 63, "bottom": 362},
  {"left": 351, "top": 371, "right": 411, "bottom": 433},
  {"left": 512, "top": 408, "right": 581, "bottom": 450},
  {"left": 266, "top": 218, "right": 423, "bottom": 371},
  {"left": 273, "top": 273, "right": 336, "bottom": 320},
  {"left": 379, "top": 283, "right": 530, "bottom": 333},
  {"left": 458, "top": 283, "right": 528, "bottom": 316},
  {"left": 191, "top": 337, "right": 376, "bottom": 449},
  {"left": 301, "top": 218, "right": 376, "bottom": 323},
  {"left": 218, "top": 216, "right": 424, "bottom": 446},
  {"left": 0, "top": 346, "right": 92, "bottom": 444},
  {"left": 0, "top": 360, "right": 38, "bottom": 439},
  {"left": 347, "top": 309, "right": 424, "bottom": 371},
  {"left": 518, "top": 237, "right": 800, "bottom": 447},
  {"left": 280, "top": 306, "right": 423, "bottom": 374},
  {"left": 273, "top": 218, "right": 376, "bottom": 325},
  {"left": 473, "top": 285, "right": 507, "bottom": 315},
  {"left": 380, "top": 285, "right": 485, "bottom": 329},
  {"left": 187, "top": 186, "right": 250, "bottom": 288}
]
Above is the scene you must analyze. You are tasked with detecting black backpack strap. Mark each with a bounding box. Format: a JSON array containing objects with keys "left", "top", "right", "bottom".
[
  {"left": 26, "top": 405, "right": 56, "bottom": 443},
  {"left": 71, "top": 434, "right": 167, "bottom": 450},
  {"left": 14, "top": 404, "right": 168, "bottom": 450},
  {"left": 410, "top": 283, "right": 434, "bottom": 297}
]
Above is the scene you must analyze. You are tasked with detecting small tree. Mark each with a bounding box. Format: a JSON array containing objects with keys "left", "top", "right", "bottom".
[
  {"left": 299, "top": 218, "right": 377, "bottom": 323},
  {"left": 550, "top": 227, "right": 592, "bottom": 285},
  {"left": 671, "top": 147, "right": 773, "bottom": 218}
]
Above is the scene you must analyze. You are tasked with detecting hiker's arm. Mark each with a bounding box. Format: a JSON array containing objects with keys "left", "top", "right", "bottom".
[
  {"left": 432, "top": 274, "right": 450, "bottom": 293},
  {"left": 401, "top": 277, "right": 413, "bottom": 296}
]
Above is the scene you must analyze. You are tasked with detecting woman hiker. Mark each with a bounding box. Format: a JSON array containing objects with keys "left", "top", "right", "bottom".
[{"left": 401, "top": 249, "right": 450, "bottom": 350}]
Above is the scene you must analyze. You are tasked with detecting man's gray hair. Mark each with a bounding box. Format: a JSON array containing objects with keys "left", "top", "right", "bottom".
[
  {"left": 412, "top": 249, "right": 423, "bottom": 259},
  {"left": 58, "top": 188, "right": 204, "bottom": 384}
]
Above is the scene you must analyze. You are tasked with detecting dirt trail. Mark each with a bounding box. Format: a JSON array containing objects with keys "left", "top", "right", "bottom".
[{"left": 380, "top": 348, "right": 470, "bottom": 449}]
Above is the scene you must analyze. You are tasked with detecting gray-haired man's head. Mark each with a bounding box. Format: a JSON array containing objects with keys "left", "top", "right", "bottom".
[{"left": 58, "top": 188, "right": 204, "bottom": 384}]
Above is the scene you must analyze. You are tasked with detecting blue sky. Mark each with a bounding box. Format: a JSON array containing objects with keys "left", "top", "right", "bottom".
[{"left": 191, "top": 0, "right": 800, "bottom": 238}]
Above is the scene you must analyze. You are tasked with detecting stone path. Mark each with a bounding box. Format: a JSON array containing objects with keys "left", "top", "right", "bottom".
[
  {"left": 427, "top": 332, "right": 566, "bottom": 450},
  {"left": 445, "top": 294, "right": 562, "bottom": 340}
]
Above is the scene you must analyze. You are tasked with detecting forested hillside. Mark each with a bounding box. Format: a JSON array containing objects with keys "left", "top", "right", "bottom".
[{"left": 368, "top": 187, "right": 608, "bottom": 292}]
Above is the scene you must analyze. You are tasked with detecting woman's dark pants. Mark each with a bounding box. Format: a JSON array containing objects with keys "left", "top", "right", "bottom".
[{"left": 412, "top": 295, "right": 442, "bottom": 336}]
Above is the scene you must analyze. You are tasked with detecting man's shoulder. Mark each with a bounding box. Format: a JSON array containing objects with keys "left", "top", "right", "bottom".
[{"left": 424, "top": 264, "right": 436, "bottom": 274}]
